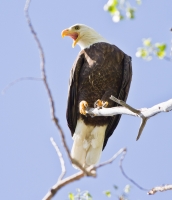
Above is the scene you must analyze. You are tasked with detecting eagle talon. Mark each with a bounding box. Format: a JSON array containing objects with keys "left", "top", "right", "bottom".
[
  {"left": 94, "top": 99, "right": 102, "bottom": 108},
  {"left": 94, "top": 99, "right": 108, "bottom": 109},
  {"left": 79, "top": 100, "right": 88, "bottom": 115},
  {"left": 102, "top": 101, "right": 108, "bottom": 108}
]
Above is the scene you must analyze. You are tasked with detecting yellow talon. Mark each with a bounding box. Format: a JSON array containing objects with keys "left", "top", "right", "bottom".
[
  {"left": 94, "top": 99, "right": 108, "bottom": 108},
  {"left": 79, "top": 100, "right": 88, "bottom": 115},
  {"left": 94, "top": 99, "right": 102, "bottom": 108},
  {"left": 102, "top": 101, "right": 108, "bottom": 108}
]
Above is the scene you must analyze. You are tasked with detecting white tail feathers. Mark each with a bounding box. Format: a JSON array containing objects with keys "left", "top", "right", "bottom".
[{"left": 71, "top": 119, "right": 107, "bottom": 168}]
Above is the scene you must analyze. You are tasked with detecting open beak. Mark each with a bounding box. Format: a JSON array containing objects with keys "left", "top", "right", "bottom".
[{"left": 61, "top": 29, "right": 80, "bottom": 48}]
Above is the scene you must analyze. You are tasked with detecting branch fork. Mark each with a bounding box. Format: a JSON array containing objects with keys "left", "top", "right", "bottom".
[{"left": 86, "top": 95, "right": 172, "bottom": 140}]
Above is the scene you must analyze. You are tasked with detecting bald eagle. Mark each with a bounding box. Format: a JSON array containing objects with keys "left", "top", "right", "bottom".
[{"left": 61, "top": 24, "right": 132, "bottom": 168}]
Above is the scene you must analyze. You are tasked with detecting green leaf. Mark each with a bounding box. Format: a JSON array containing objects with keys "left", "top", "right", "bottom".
[
  {"left": 83, "top": 192, "right": 92, "bottom": 199},
  {"left": 104, "top": 190, "right": 111, "bottom": 197},
  {"left": 104, "top": 0, "right": 118, "bottom": 14},
  {"left": 68, "top": 193, "right": 74, "bottom": 200},
  {"left": 126, "top": 8, "right": 135, "bottom": 19},
  {"left": 111, "top": 0, "right": 118, "bottom": 7},
  {"left": 87, "top": 193, "right": 92, "bottom": 197},
  {"left": 155, "top": 43, "right": 166, "bottom": 51},
  {"left": 136, "top": 48, "right": 148, "bottom": 58},
  {"left": 108, "top": 5, "right": 117, "bottom": 14},
  {"left": 156, "top": 50, "right": 166, "bottom": 58},
  {"left": 143, "top": 38, "right": 152, "bottom": 46},
  {"left": 155, "top": 43, "right": 166, "bottom": 58}
]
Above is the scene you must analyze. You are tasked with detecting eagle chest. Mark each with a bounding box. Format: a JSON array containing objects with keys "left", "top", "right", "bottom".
[{"left": 78, "top": 58, "right": 122, "bottom": 106}]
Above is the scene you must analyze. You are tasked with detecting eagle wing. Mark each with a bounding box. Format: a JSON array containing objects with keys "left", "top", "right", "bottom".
[
  {"left": 66, "top": 43, "right": 132, "bottom": 150},
  {"left": 103, "top": 54, "right": 132, "bottom": 149},
  {"left": 66, "top": 51, "right": 85, "bottom": 134}
]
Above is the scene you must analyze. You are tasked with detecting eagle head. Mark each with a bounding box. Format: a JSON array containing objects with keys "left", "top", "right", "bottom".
[{"left": 61, "top": 24, "right": 107, "bottom": 50}]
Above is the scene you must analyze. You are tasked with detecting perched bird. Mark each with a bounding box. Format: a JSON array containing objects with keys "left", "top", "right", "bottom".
[{"left": 61, "top": 24, "right": 132, "bottom": 168}]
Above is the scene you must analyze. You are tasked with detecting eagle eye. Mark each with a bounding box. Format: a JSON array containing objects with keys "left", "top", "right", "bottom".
[{"left": 74, "top": 25, "right": 80, "bottom": 30}]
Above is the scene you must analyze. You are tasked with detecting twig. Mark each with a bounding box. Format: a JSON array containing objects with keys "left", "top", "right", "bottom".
[
  {"left": 43, "top": 148, "right": 131, "bottom": 199},
  {"left": 42, "top": 170, "right": 94, "bottom": 200},
  {"left": 148, "top": 184, "right": 172, "bottom": 195},
  {"left": 2, "top": 77, "right": 42, "bottom": 95},
  {"left": 97, "top": 148, "right": 149, "bottom": 192},
  {"left": 24, "top": 0, "right": 88, "bottom": 173},
  {"left": 110, "top": 96, "right": 140, "bottom": 115},
  {"left": 24, "top": 0, "right": 70, "bottom": 157},
  {"left": 119, "top": 149, "right": 149, "bottom": 191},
  {"left": 96, "top": 148, "right": 126, "bottom": 169},
  {"left": 50, "top": 137, "right": 66, "bottom": 181}
]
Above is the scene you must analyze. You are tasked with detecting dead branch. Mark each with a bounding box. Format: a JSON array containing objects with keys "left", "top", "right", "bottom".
[
  {"left": 50, "top": 138, "right": 66, "bottom": 181},
  {"left": 24, "top": 0, "right": 90, "bottom": 174},
  {"left": 43, "top": 148, "right": 126, "bottom": 200},
  {"left": 43, "top": 170, "right": 92, "bottom": 200},
  {"left": 96, "top": 148, "right": 126, "bottom": 169},
  {"left": 43, "top": 147, "right": 149, "bottom": 199},
  {"left": 119, "top": 149, "right": 148, "bottom": 191},
  {"left": 2, "top": 77, "right": 42, "bottom": 94},
  {"left": 86, "top": 96, "right": 172, "bottom": 140},
  {"left": 148, "top": 184, "right": 172, "bottom": 195}
]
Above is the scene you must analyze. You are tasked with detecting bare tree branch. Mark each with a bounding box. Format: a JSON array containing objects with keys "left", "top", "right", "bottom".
[
  {"left": 43, "top": 148, "right": 128, "bottom": 199},
  {"left": 96, "top": 148, "right": 126, "bottom": 169},
  {"left": 2, "top": 77, "right": 42, "bottom": 95},
  {"left": 119, "top": 148, "right": 149, "bottom": 191},
  {"left": 43, "top": 147, "right": 149, "bottom": 200},
  {"left": 50, "top": 137, "right": 66, "bottom": 181},
  {"left": 24, "top": 0, "right": 90, "bottom": 174},
  {"left": 87, "top": 96, "right": 172, "bottom": 140},
  {"left": 42, "top": 170, "right": 94, "bottom": 200},
  {"left": 24, "top": 0, "right": 70, "bottom": 159},
  {"left": 110, "top": 96, "right": 141, "bottom": 115},
  {"left": 97, "top": 148, "right": 149, "bottom": 192},
  {"left": 148, "top": 184, "right": 172, "bottom": 195}
]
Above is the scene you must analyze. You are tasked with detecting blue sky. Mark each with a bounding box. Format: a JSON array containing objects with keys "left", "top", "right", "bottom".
[{"left": 0, "top": 0, "right": 172, "bottom": 199}]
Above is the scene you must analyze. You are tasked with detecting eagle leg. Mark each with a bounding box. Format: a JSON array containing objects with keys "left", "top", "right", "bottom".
[
  {"left": 71, "top": 119, "right": 94, "bottom": 168},
  {"left": 79, "top": 100, "right": 88, "bottom": 115},
  {"left": 85, "top": 125, "right": 107, "bottom": 167},
  {"left": 94, "top": 99, "right": 108, "bottom": 109}
]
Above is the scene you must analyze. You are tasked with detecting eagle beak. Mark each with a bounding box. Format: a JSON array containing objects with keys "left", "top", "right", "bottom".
[
  {"left": 61, "top": 29, "right": 69, "bottom": 38},
  {"left": 61, "top": 29, "right": 79, "bottom": 48}
]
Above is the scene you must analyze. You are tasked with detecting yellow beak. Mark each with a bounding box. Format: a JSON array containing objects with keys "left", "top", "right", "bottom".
[
  {"left": 61, "top": 29, "right": 80, "bottom": 48},
  {"left": 61, "top": 29, "right": 69, "bottom": 38}
]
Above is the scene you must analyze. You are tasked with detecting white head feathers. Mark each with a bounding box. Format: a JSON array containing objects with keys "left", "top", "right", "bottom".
[{"left": 62, "top": 24, "right": 108, "bottom": 50}]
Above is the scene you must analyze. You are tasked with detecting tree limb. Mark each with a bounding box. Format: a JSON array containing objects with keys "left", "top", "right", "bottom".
[
  {"left": 96, "top": 148, "right": 126, "bottom": 169},
  {"left": 87, "top": 96, "right": 172, "bottom": 140},
  {"left": 148, "top": 184, "right": 172, "bottom": 195},
  {"left": 42, "top": 170, "right": 93, "bottom": 200},
  {"left": 24, "top": 0, "right": 90, "bottom": 174},
  {"left": 43, "top": 148, "right": 126, "bottom": 199}
]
